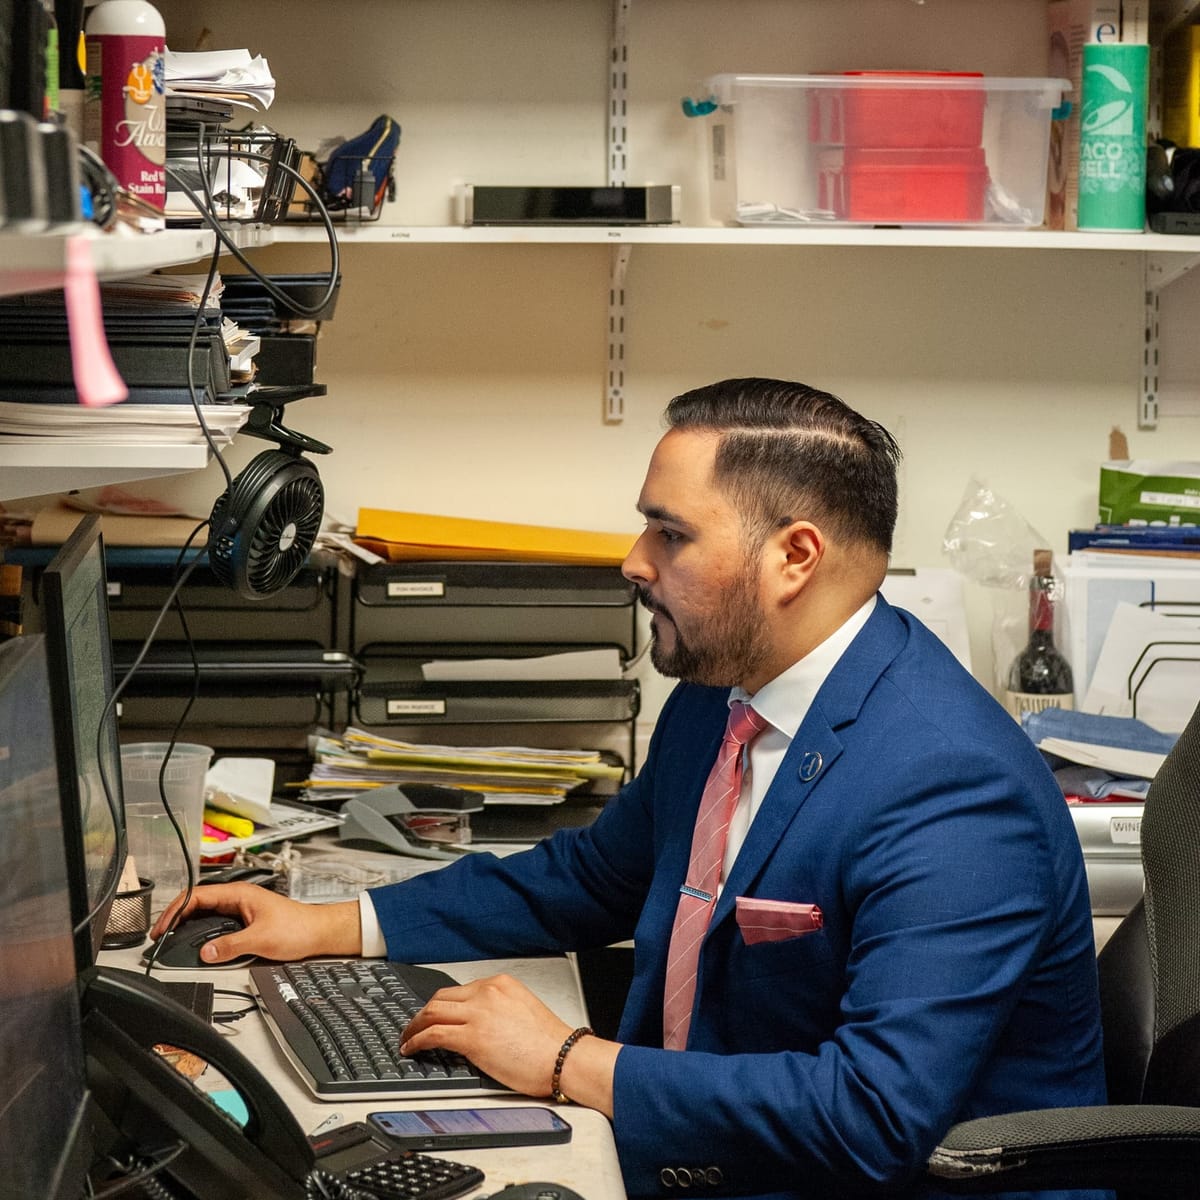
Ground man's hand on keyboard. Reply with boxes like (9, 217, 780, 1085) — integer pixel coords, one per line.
(398, 971, 617, 1115)
(149, 882, 363, 964)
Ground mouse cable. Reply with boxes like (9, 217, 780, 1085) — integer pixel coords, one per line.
(212, 987, 259, 1024)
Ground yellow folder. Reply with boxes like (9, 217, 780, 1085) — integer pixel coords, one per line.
(355, 508, 637, 566)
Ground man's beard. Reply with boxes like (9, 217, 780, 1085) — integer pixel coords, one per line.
(637, 568, 772, 687)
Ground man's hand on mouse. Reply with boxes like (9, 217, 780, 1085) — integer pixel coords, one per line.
(150, 883, 363, 965)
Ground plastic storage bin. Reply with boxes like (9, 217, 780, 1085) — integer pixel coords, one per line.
(698, 73, 1069, 228)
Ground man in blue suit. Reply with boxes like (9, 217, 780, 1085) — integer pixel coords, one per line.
(164, 379, 1108, 1199)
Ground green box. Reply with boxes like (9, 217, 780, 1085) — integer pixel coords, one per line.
(1099, 461, 1200, 523)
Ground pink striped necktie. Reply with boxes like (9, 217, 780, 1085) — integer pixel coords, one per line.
(662, 699, 768, 1050)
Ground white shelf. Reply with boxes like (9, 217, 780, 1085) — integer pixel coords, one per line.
(271, 223, 1200, 252)
(0, 223, 273, 501)
(0, 223, 274, 299)
(0, 440, 213, 503)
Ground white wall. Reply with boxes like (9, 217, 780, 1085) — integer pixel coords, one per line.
(136, 0, 1200, 745)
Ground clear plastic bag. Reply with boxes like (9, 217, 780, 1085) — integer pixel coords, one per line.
(942, 477, 1070, 694)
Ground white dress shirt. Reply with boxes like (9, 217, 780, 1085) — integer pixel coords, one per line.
(721, 595, 875, 886)
(358, 596, 877, 954)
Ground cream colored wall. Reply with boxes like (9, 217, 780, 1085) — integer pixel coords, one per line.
(141, 0, 1200, 744)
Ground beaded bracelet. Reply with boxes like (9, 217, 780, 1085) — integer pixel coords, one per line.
(550, 1025, 594, 1104)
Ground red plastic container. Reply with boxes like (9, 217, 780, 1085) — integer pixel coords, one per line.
(839, 71, 986, 149)
(835, 147, 989, 223)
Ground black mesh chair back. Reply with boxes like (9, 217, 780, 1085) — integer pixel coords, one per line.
(927, 701, 1200, 1198)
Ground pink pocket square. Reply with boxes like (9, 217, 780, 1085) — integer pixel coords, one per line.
(735, 897, 823, 945)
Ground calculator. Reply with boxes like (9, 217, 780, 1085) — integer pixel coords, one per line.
(309, 1120, 485, 1200)
(339, 1151, 485, 1200)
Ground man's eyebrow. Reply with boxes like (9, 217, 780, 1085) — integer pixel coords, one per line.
(637, 502, 691, 527)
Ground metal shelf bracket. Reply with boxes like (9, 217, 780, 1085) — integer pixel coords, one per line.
(1142, 250, 1200, 429)
(605, 0, 631, 424)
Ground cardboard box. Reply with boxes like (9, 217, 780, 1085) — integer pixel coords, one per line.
(1098, 459, 1200, 524)
(1046, 0, 1123, 229)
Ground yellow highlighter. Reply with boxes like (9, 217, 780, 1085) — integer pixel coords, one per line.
(203, 807, 255, 839)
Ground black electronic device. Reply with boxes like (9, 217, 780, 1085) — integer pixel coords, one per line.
(487, 1185, 588, 1200)
(146, 911, 257, 970)
(41, 512, 127, 971)
(309, 1119, 485, 1200)
(82, 965, 316, 1199)
(487, 1180, 590, 1200)
(0, 635, 95, 1200)
(369, 1105, 572, 1150)
(462, 183, 680, 226)
(334, 1150, 485, 1200)
(249, 959, 507, 1100)
(206, 399, 331, 601)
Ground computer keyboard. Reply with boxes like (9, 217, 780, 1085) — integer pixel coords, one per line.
(249, 959, 507, 1100)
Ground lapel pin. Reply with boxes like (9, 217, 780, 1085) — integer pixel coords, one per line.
(798, 750, 823, 782)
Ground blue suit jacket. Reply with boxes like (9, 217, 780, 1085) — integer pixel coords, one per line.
(369, 598, 1109, 1200)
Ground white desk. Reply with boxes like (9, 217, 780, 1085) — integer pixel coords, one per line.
(99, 943, 627, 1200)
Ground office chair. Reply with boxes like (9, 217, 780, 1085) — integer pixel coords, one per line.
(925, 699, 1200, 1198)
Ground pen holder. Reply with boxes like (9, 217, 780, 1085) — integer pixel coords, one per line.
(100, 876, 155, 949)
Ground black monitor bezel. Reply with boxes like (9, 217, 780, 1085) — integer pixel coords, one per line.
(0, 634, 96, 1200)
(41, 513, 127, 972)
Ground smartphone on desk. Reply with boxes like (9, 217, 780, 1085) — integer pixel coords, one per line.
(368, 1105, 572, 1150)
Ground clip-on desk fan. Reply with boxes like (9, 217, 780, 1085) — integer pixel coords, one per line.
(208, 393, 332, 600)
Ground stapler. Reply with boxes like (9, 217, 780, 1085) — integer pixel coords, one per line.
(338, 784, 480, 860)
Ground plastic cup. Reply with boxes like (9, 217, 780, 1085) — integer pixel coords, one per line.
(120, 743, 213, 914)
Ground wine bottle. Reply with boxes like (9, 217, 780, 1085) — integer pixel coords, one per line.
(1004, 548, 1074, 720)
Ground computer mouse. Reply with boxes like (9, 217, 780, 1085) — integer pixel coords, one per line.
(486, 1185, 587, 1200)
(146, 912, 256, 970)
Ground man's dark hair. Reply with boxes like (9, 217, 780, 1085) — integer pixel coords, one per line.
(665, 378, 901, 554)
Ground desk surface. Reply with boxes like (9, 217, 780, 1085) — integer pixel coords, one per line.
(100, 942, 626, 1200)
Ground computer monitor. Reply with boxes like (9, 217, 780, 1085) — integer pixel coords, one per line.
(0, 635, 94, 1199)
(41, 513, 127, 970)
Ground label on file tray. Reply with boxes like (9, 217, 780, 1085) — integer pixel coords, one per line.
(1110, 816, 1142, 845)
(387, 581, 446, 598)
(387, 698, 447, 716)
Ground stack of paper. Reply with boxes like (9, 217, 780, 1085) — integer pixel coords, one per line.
(355, 508, 637, 566)
(164, 48, 276, 111)
(0, 400, 248, 445)
(296, 727, 625, 806)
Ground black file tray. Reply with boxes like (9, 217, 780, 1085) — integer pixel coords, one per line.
(353, 677, 640, 726)
(113, 646, 361, 733)
(113, 645, 360, 696)
(352, 561, 638, 656)
(104, 551, 337, 647)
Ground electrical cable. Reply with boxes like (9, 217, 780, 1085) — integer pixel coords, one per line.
(77, 123, 341, 952)
(212, 987, 259, 1024)
(304, 1168, 375, 1200)
(167, 128, 340, 318)
(87, 1141, 189, 1199)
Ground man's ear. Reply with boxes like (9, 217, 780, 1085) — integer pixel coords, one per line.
(774, 521, 824, 602)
